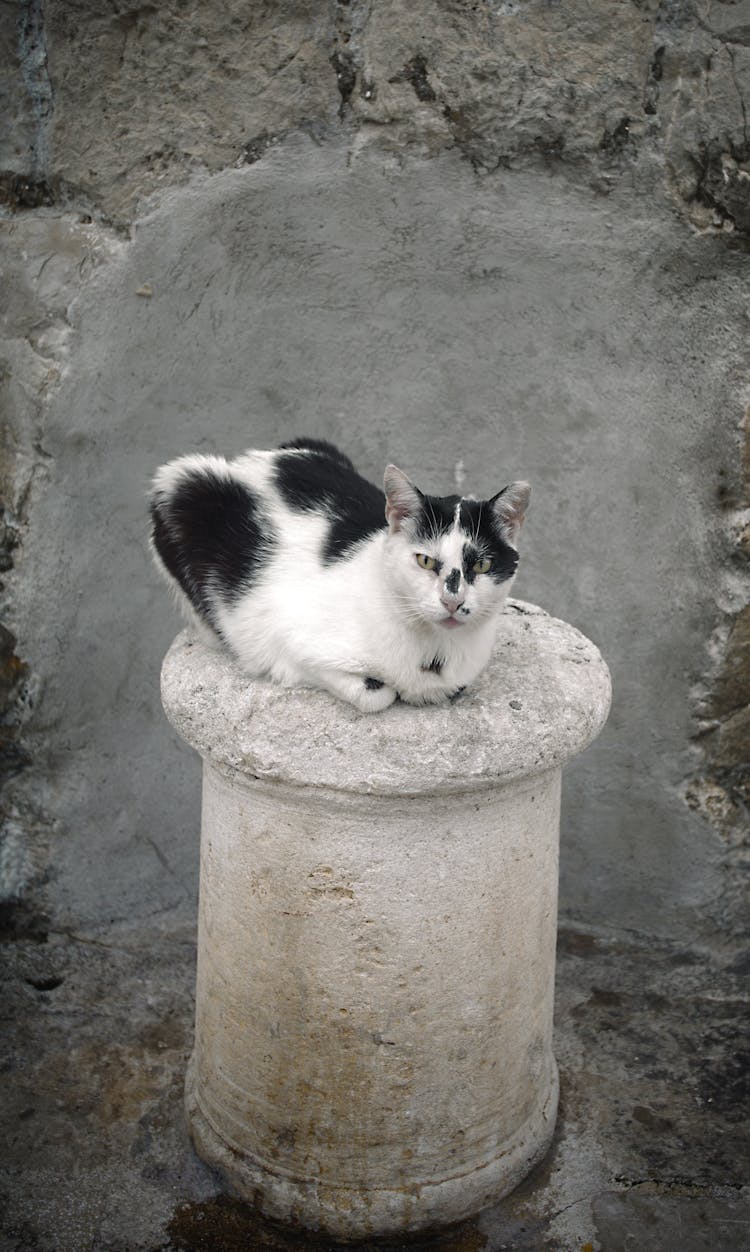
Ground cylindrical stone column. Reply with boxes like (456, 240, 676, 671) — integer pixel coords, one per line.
(161, 600, 611, 1241)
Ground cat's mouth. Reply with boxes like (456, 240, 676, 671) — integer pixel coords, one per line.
(439, 615, 464, 629)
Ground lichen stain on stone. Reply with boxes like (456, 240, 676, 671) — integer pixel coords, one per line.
(686, 388, 750, 939)
(690, 142, 750, 239)
(89, 1045, 173, 1126)
(241, 131, 279, 165)
(710, 623, 750, 738)
(389, 56, 437, 104)
(0, 625, 32, 780)
(599, 116, 633, 158)
(164, 1193, 489, 1251)
(0, 172, 57, 211)
(164, 1195, 279, 1252)
(139, 1012, 190, 1054)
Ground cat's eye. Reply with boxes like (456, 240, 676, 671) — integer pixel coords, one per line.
(472, 556, 492, 574)
(416, 553, 437, 571)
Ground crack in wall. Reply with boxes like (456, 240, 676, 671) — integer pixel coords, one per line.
(17, 0, 53, 179)
(330, 0, 372, 115)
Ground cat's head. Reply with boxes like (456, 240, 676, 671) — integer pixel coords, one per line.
(383, 465, 530, 631)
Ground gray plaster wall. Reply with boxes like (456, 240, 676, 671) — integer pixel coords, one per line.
(1, 2, 749, 952)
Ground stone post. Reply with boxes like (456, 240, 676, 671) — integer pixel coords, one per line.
(161, 601, 611, 1240)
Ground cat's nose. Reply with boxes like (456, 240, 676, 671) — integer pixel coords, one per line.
(440, 594, 465, 614)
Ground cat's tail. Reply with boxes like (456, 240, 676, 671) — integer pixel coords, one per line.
(149, 453, 267, 637)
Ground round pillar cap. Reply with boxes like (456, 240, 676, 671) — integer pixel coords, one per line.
(161, 600, 611, 796)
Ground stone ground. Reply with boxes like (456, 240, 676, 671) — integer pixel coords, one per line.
(1, 911, 748, 1252)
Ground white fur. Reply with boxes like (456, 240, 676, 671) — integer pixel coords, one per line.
(153, 450, 525, 714)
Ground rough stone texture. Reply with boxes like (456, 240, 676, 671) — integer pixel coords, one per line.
(0, 4, 36, 174)
(160, 606, 608, 1237)
(0, 211, 119, 910)
(160, 603, 611, 794)
(3, 138, 746, 946)
(686, 388, 750, 944)
(3, 0, 339, 222)
(1, 922, 747, 1249)
(656, 2, 750, 234)
(4, 1, 750, 238)
(340, 0, 659, 174)
(186, 767, 561, 1236)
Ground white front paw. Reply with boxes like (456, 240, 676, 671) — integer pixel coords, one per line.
(357, 677, 398, 713)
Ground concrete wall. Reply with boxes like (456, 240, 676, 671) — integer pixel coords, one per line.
(1, 1, 748, 948)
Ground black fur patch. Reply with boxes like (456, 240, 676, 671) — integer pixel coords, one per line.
(458, 500, 518, 584)
(275, 442, 386, 563)
(444, 567, 461, 595)
(364, 676, 384, 690)
(278, 438, 355, 470)
(421, 655, 444, 675)
(151, 468, 269, 628)
(413, 493, 461, 539)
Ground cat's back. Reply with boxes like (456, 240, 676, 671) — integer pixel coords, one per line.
(151, 439, 386, 594)
(237, 439, 386, 562)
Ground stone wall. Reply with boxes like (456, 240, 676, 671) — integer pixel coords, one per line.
(1, 0, 748, 947)
(4, 1, 750, 233)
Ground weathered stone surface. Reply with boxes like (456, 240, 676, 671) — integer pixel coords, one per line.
(710, 603, 750, 719)
(0, 623, 30, 783)
(8, 0, 661, 218)
(0, 212, 119, 910)
(161, 602, 611, 795)
(711, 702, 750, 770)
(657, 4, 750, 233)
(163, 603, 609, 1236)
(3, 0, 749, 239)
(186, 764, 562, 1235)
(3, 139, 745, 942)
(42, 1, 338, 221)
(1, 922, 748, 1249)
(0, 2, 39, 176)
(344, 0, 658, 172)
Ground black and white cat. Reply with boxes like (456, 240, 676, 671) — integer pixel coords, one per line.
(150, 439, 530, 713)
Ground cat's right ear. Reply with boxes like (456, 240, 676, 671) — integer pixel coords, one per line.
(490, 481, 531, 546)
(384, 465, 423, 533)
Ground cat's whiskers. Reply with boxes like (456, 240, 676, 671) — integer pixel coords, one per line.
(389, 592, 432, 627)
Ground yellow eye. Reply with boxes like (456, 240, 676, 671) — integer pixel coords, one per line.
(473, 556, 492, 574)
(416, 553, 437, 571)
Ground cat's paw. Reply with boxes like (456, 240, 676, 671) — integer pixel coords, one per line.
(357, 676, 397, 713)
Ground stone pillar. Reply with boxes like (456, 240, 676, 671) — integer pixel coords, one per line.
(161, 601, 611, 1240)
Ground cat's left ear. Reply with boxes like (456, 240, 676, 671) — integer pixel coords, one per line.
(384, 465, 423, 533)
(490, 482, 531, 546)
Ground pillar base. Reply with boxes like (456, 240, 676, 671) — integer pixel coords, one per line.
(185, 1054, 559, 1240)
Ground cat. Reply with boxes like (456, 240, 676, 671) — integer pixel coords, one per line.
(150, 438, 530, 713)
